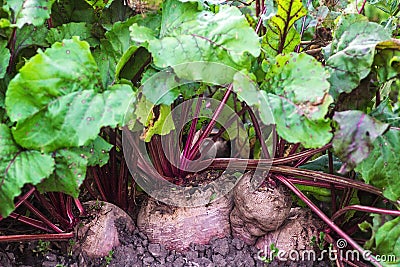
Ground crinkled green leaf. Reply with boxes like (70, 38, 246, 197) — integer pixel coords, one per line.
(106, 18, 140, 56)
(10, 84, 133, 152)
(0, 124, 55, 217)
(261, 53, 333, 148)
(333, 110, 389, 173)
(130, 23, 157, 46)
(6, 37, 102, 123)
(36, 149, 87, 197)
(82, 136, 113, 167)
(0, 40, 10, 78)
(15, 24, 49, 54)
(93, 39, 119, 88)
(355, 129, 400, 201)
(130, 0, 260, 72)
(326, 14, 391, 98)
(375, 216, 400, 261)
(6, 38, 134, 151)
(262, 0, 307, 57)
(141, 68, 183, 105)
(159, 0, 200, 37)
(46, 22, 99, 47)
(6, 0, 55, 28)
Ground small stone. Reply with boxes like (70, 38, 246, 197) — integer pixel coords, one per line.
(212, 254, 227, 266)
(136, 245, 145, 255)
(211, 238, 229, 256)
(173, 257, 185, 267)
(138, 232, 148, 240)
(166, 254, 175, 263)
(232, 238, 245, 250)
(195, 257, 213, 267)
(44, 253, 57, 262)
(143, 256, 155, 265)
(185, 250, 198, 261)
(148, 243, 162, 257)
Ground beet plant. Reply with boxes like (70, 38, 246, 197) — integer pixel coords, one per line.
(0, 0, 399, 266)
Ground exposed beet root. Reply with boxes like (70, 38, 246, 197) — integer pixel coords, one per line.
(231, 172, 292, 244)
(75, 201, 135, 258)
(137, 194, 233, 251)
(256, 207, 325, 261)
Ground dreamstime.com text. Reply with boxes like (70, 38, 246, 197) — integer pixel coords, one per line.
(257, 239, 397, 263)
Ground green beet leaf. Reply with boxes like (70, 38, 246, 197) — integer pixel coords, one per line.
(374, 39, 400, 83)
(375, 216, 400, 261)
(82, 136, 113, 167)
(0, 124, 55, 217)
(261, 53, 333, 148)
(6, 0, 55, 28)
(130, 0, 260, 74)
(262, 0, 307, 57)
(10, 84, 133, 152)
(14, 24, 49, 57)
(6, 37, 101, 122)
(6, 38, 134, 152)
(93, 39, 120, 87)
(36, 148, 87, 197)
(46, 22, 100, 47)
(326, 14, 391, 98)
(333, 110, 389, 173)
(356, 129, 400, 202)
(0, 40, 10, 79)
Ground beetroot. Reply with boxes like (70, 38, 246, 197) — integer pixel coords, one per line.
(256, 207, 325, 260)
(75, 201, 135, 258)
(137, 194, 233, 251)
(230, 172, 292, 245)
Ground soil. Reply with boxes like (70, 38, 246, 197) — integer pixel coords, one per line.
(0, 216, 332, 267)
(0, 172, 332, 267)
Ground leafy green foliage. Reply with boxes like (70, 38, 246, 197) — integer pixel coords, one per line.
(375, 216, 400, 260)
(6, 38, 133, 152)
(6, 0, 55, 28)
(130, 0, 260, 73)
(261, 53, 333, 148)
(263, 0, 307, 57)
(374, 39, 400, 82)
(0, 40, 10, 78)
(0, 124, 54, 217)
(0, 0, 399, 259)
(36, 149, 87, 197)
(326, 14, 391, 98)
(355, 129, 400, 201)
(333, 110, 389, 173)
(46, 22, 100, 47)
(82, 137, 113, 167)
